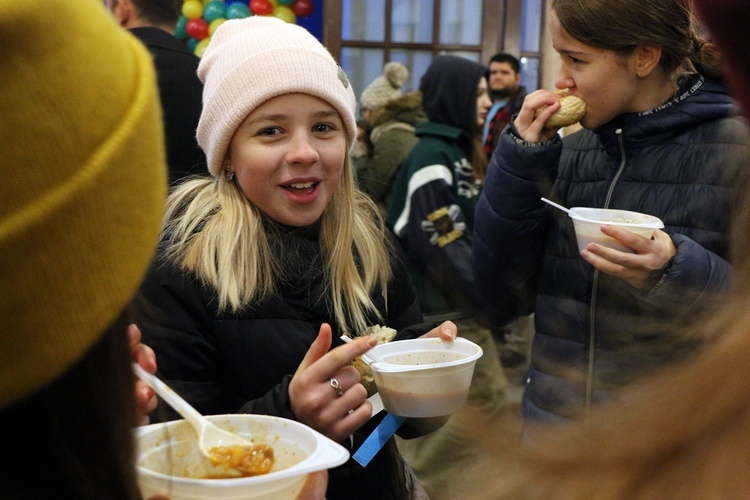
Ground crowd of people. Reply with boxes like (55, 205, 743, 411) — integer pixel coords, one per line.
(6, 0, 750, 498)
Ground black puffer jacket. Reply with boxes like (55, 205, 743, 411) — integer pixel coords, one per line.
(135, 222, 430, 499)
(473, 74, 750, 422)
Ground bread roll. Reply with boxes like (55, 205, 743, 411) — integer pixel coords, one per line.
(535, 91, 586, 129)
(350, 325, 397, 396)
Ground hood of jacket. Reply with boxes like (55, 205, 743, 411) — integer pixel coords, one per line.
(596, 74, 739, 155)
(370, 91, 426, 128)
(419, 55, 488, 136)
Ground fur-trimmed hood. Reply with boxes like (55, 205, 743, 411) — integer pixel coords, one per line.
(370, 91, 426, 128)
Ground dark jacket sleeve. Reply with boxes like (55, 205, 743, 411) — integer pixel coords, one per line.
(134, 254, 226, 421)
(640, 233, 733, 320)
(134, 254, 297, 422)
(384, 229, 429, 337)
(472, 127, 563, 319)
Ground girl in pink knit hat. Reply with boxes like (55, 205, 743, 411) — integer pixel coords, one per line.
(135, 15, 456, 499)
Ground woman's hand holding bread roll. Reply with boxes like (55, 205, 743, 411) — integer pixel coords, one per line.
(514, 89, 587, 142)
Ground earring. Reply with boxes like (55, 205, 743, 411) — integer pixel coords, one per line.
(225, 165, 234, 181)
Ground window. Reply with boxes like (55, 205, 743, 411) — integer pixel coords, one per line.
(518, 0, 544, 92)
(325, 0, 546, 113)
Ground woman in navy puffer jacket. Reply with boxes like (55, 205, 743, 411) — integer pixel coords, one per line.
(472, 0, 750, 422)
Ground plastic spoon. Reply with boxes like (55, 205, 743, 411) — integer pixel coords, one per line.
(541, 197, 570, 214)
(339, 335, 389, 365)
(132, 363, 252, 460)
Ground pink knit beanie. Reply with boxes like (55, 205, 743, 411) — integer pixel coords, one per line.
(196, 16, 357, 177)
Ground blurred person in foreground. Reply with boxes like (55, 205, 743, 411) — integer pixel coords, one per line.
(0, 3, 327, 498)
(0, 0, 166, 497)
(473, 0, 750, 424)
(461, 1, 750, 489)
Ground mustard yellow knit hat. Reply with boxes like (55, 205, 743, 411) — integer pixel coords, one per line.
(0, 0, 167, 408)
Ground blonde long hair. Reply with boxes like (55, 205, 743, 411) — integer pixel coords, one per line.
(161, 155, 392, 336)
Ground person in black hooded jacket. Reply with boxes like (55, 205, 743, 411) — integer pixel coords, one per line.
(385, 55, 510, 497)
(133, 15, 461, 500)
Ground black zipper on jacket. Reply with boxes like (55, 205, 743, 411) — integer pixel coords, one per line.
(585, 128, 627, 417)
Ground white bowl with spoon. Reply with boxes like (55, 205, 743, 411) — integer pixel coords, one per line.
(133, 365, 349, 499)
(542, 198, 664, 253)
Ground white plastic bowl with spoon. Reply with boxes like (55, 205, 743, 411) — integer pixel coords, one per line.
(132, 364, 256, 465)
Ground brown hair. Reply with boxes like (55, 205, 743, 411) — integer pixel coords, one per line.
(0, 309, 141, 499)
(552, 0, 723, 80)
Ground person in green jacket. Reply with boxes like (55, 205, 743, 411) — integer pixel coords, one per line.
(353, 62, 426, 210)
(386, 54, 510, 498)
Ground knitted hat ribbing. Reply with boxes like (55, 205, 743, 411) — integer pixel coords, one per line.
(360, 62, 409, 110)
(196, 16, 356, 177)
(0, 0, 167, 408)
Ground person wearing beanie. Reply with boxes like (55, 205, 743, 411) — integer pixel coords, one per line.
(360, 61, 409, 121)
(385, 54, 510, 498)
(353, 62, 426, 209)
(0, 0, 167, 497)
(134, 15, 456, 500)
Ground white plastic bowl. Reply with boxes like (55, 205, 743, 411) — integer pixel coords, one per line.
(367, 337, 483, 418)
(135, 414, 349, 500)
(569, 207, 664, 253)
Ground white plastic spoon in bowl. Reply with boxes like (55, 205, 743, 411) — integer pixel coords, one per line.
(132, 363, 252, 460)
(541, 197, 570, 214)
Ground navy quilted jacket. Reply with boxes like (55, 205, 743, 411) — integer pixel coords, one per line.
(472, 74, 750, 422)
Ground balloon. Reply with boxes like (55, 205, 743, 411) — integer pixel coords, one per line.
(249, 0, 273, 16)
(277, 0, 294, 5)
(208, 18, 227, 35)
(202, 0, 226, 22)
(226, 2, 251, 19)
(290, 0, 313, 17)
(181, 0, 204, 19)
(194, 37, 211, 58)
(185, 18, 210, 40)
(186, 37, 199, 51)
(272, 5, 296, 23)
(174, 15, 189, 40)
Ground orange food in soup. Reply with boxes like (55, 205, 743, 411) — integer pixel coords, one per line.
(208, 444, 275, 477)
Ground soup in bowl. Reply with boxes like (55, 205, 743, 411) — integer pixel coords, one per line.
(136, 414, 348, 499)
(569, 207, 664, 253)
(367, 337, 483, 418)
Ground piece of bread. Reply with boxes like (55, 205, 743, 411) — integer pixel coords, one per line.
(535, 91, 586, 129)
(350, 325, 397, 396)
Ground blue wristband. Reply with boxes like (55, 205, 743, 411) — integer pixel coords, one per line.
(352, 413, 407, 467)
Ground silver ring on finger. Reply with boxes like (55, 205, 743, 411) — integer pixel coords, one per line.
(330, 377, 344, 397)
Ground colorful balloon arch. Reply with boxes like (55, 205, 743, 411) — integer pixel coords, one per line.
(176, 0, 315, 57)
